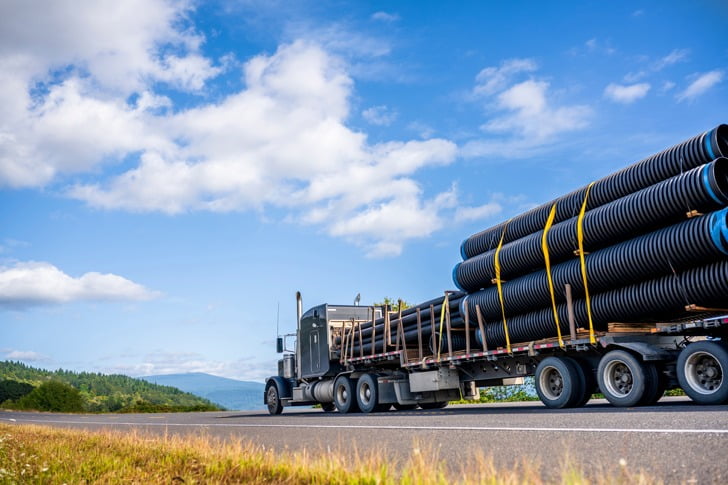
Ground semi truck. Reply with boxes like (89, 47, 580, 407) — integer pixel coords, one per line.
(264, 125, 728, 414)
(264, 291, 728, 414)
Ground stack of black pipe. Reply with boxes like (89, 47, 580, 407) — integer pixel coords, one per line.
(457, 124, 728, 348)
(345, 124, 728, 356)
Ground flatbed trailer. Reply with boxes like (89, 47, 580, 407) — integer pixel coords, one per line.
(264, 293, 728, 414)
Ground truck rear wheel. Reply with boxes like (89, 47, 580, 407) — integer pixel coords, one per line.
(597, 350, 649, 407)
(334, 375, 359, 413)
(356, 374, 381, 413)
(265, 382, 283, 415)
(535, 356, 584, 408)
(677, 341, 728, 405)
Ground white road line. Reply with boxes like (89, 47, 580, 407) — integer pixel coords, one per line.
(2, 418, 727, 434)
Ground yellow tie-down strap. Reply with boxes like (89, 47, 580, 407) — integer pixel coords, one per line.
(494, 221, 512, 353)
(437, 293, 449, 361)
(541, 203, 563, 347)
(577, 182, 596, 344)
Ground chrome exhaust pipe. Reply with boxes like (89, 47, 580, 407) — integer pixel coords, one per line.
(295, 291, 302, 380)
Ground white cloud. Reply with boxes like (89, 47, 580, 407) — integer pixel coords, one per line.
(653, 49, 689, 71)
(661, 81, 676, 93)
(371, 11, 400, 22)
(454, 202, 502, 223)
(676, 70, 724, 102)
(473, 58, 538, 96)
(4, 350, 49, 362)
(362, 105, 397, 126)
(481, 80, 591, 142)
(0, 0, 217, 95)
(0, 1, 461, 257)
(0, 261, 160, 308)
(464, 60, 591, 158)
(581, 38, 615, 56)
(604, 82, 651, 103)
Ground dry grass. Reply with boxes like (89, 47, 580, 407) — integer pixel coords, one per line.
(0, 423, 660, 484)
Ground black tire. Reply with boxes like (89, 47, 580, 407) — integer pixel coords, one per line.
(334, 375, 359, 413)
(321, 402, 336, 412)
(597, 350, 649, 407)
(419, 401, 448, 410)
(393, 403, 418, 411)
(677, 341, 728, 405)
(638, 362, 664, 406)
(534, 356, 584, 409)
(356, 374, 381, 414)
(574, 358, 598, 407)
(265, 382, 283, 415)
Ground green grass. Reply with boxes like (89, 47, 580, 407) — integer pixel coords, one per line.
(0, 423, 662, 484)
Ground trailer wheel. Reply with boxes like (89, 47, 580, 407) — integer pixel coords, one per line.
(334, 375, 359, 413)
(356, 374, 381, 413)
(265, 382, 283, 415)
(419, 401, 448, 409)
(321, 402, 336, 412)
(638, 363, 664, 406)
(573, 359, 597, 407)
(677, 341, 728, 405)
(534, 357, 583, 409)
(597, 350, 649, 407)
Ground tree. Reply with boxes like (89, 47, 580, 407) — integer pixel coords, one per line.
(0, 380, 35, 403)
(12, 381, 85, 412)
(373, 297, 410, 312)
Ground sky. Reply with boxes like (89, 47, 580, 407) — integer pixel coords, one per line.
(1, 0, 727, 382)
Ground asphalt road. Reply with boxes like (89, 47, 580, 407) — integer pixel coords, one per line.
(3, 397, 727, 484)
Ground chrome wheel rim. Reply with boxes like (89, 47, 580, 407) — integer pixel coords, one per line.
(685, 351, 723, 395)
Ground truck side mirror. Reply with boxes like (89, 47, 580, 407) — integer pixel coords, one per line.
(276, 337, 284, 353)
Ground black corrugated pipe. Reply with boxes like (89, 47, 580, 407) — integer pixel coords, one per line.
(429, 331, 471, 354)
(354, 321, 467, 355)
(460, 124, 728, 259)
(352, 310, 465, 350)
(454, 158, 728, 292)
(334, 294, 464, 345)
(475, 259, 728, 348)
(461, 209, 728, 321)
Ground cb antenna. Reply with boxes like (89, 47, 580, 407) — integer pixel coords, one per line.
(276, 301, 280, 337)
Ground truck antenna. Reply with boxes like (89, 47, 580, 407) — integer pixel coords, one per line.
(276, 301, 280, 337)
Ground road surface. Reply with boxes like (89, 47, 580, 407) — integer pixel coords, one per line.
(2, 397, 727, 483)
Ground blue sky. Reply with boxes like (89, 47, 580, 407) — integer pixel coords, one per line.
(1, 0, 727, 381)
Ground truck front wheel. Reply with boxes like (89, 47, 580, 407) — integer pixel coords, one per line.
(265, 382, 283, 415)
(334, 375, 360, 413)
(677, 341, 728, 405)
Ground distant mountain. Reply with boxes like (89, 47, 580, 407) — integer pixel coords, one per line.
(141, 372, 265, 411)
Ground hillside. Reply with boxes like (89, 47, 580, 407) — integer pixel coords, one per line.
(142, 373, 265, 411)
(0, 361, 220, 413)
